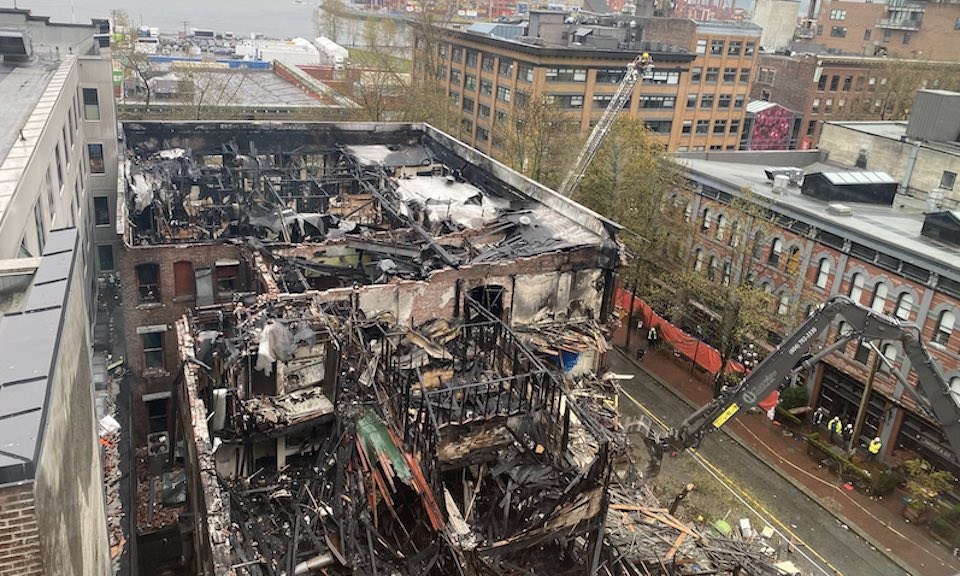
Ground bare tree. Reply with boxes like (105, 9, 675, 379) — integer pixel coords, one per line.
(112, 10, 156, 116)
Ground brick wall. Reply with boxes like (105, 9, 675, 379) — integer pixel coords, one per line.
(0, 484, 41, 576)
(119, 242, 257, 446)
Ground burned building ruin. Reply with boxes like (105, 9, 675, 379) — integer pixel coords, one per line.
(115, 122, 792, 576)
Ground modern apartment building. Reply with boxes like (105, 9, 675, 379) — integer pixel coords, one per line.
(426, 11, 761, 153)
(0, 8, 119, 576)
(805, 0, 960, 58)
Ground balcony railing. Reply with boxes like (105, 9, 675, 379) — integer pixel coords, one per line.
(876, 17, 922, 30)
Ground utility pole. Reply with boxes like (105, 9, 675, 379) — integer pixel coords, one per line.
(181, 20, 190, 39)
(851, 341, 882, 457)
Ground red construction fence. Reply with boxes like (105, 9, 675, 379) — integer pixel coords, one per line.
(615, 287, 745, 376)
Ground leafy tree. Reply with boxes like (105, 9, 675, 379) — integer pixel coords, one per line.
(492, 91, 580, 190)
(836, 59, 960, 121)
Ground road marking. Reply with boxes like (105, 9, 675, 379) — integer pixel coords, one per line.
(620, 387, 842, 576)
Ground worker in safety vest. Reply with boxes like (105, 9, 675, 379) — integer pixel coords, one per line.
(827, 415, 842, 443)
(867, 437, 882, 462)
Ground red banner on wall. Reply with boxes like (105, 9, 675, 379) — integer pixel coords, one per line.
(616, 288, 744, 375)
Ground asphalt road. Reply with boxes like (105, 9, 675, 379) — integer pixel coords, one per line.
(606, 350, 908, 576)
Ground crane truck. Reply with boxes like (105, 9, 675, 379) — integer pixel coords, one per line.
(638, 295, 960, 478)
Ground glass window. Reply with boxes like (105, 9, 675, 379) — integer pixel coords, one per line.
(544, 67, 587, 82)
(940, 171, 957, 190)
(710, 40, 724, 55)
(701, 208, 712, 231)
(768, 238, 783, 266)
(713, 119, 727, 134)
(136, 263, 161, 302)
(879, 343, 897, 372)
(739, 68, 751, 84)
(895, 293, 914, 320)
(462, 97, 474, 113)
(686, 94, 698, 109)
(696, 39, 707, 54)
(97, 245, 114, 271)
(718, 94, 732, 109)
(734, 95, 745, 109)
(94, 196, 110, 226)
(728, 40, 742, 55)
(723, 67, 736, 83)
(481, 54, 495, 71)
(786, 246, 802, 273)
(476, 126, 489, 141)
(777, 292, 790, 315)
(848, 273, 865, 303)
(715, 215, 727, 241)
(450, 70, 461, 84)
(705, 67, 719, 82)
(479, 79, 492, 95)
(935, 310, 956, 345)
(518, 62, 534, 82)
(729, 119, 741, 134)
(478, 103, 490, 119)
(142, 332, 165, 369)
(465, 50, 478, 67)
(871, 283, 888, 313)
(82, 88, 100, 120)
(216, 263, 239, 294)
(816, 258, 831, 288)
(691, 67, 702, 82)
(694, 249, 704, 271)
(696, 120, 709, 134)
(465, 75, 476, 90)
(700, 94, 715, 110)
(496, 86, 511, 102)
(498, 59, 513, 77)
(88, 143, 105, 174)
(452, 46, 462, 62)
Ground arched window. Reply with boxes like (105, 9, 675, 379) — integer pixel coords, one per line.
(777, 292, 790, 315)
(684, 202, 693, 223)
(761, 281, 773, 294)
(785, 246, 802, 274)
(871, 283, 888, 313)
(768, 238, 783, 266)
(722, 261, 732, 286)
(935, 310, 956, 346)
(895, 293, 914, 320)
(694, 249, 704, 272)
(848, 273, 865, 303)
(836, 321, 853, 342)
(730, 221, 742, 248)
(715, 214, 727, 242)
(708, 256, 719, 280)
(951, 377, 960, 405)
(879, 343, 897, 372)
(701, 208, 712, 231)
(815, 258, 831, 289)
(136, 263, 161, 303)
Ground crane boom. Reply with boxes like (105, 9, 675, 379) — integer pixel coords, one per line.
(556, 53, 652, 198)
(639, 295, 960, 478)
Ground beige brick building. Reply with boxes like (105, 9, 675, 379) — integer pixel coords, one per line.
(423, 12, 761, 153)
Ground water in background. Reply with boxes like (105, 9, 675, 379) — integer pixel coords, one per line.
(11, 0, 324, 39)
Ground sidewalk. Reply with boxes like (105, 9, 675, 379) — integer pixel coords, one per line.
(614, 327, 960, 576)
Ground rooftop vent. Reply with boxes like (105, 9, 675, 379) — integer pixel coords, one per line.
(0, 28, 33, 62)
(764, 167, 804, 186)
(826, 203, 853, 216)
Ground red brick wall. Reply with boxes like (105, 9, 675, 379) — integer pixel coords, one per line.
(0, 484, 41, 576)
(118, 242, 257, 445)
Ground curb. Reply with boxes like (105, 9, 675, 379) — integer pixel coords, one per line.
(613, 346, 919, 576)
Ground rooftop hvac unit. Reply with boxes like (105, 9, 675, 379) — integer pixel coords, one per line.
(826, 203, 853, 217)
(764, 167, 804, 186)
(0, 28, 33, 61)
(772, 174, 789, 193)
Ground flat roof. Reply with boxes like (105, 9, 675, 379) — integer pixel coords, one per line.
(0, 60, 58, 164)
(132, 69, 351, 109)
(679, 155, 960, 281)
(0, 228, 77, 484)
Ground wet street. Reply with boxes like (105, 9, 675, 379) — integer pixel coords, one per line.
(607, 350, 908, 576)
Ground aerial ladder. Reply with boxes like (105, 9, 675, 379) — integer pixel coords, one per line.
(636, 295, 960, 478)
(556, 52, 654, 198)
